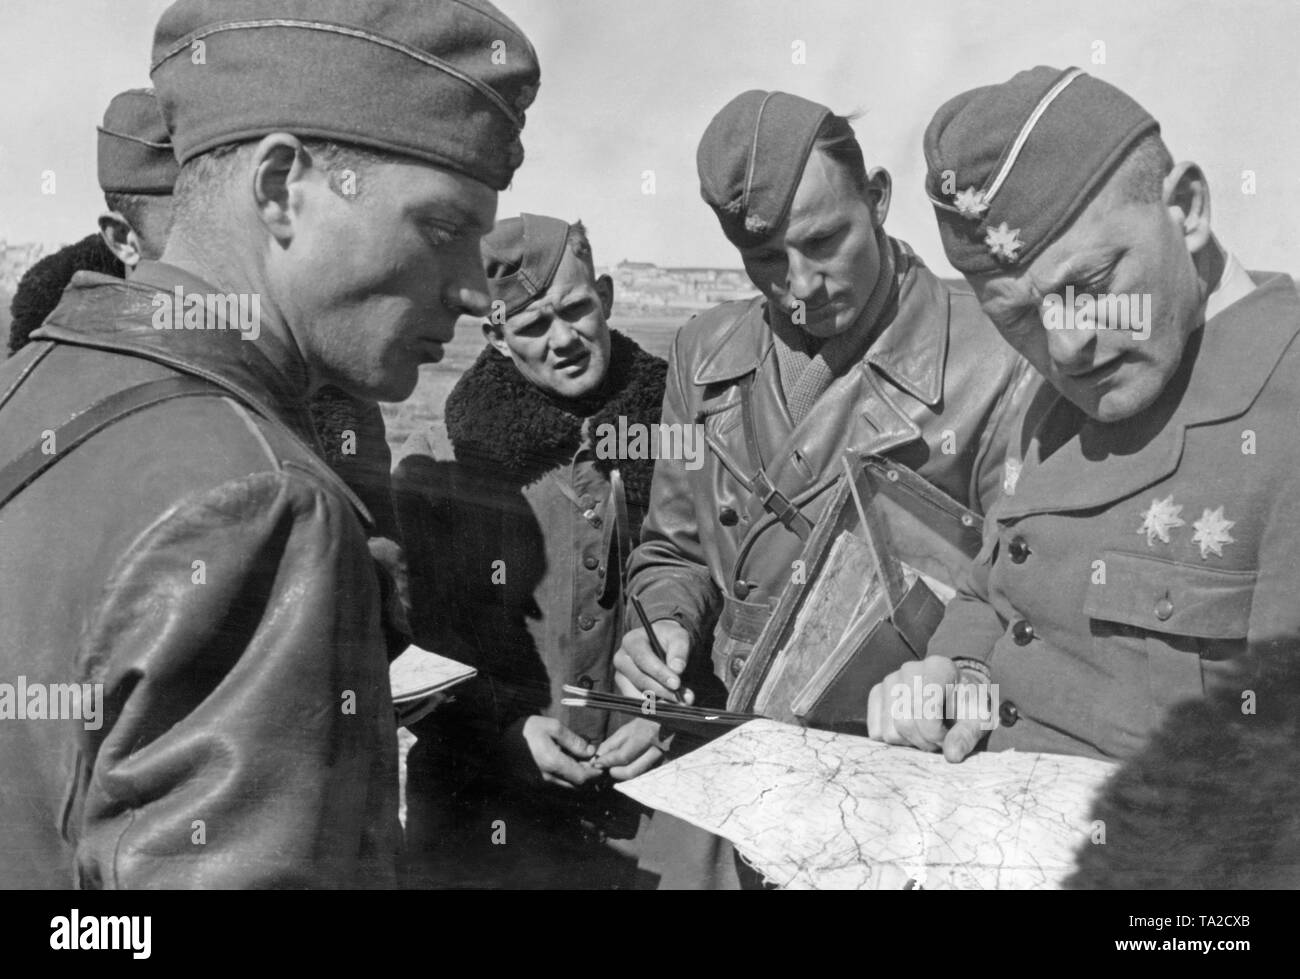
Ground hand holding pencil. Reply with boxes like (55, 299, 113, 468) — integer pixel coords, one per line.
(612, 598, 694, 706)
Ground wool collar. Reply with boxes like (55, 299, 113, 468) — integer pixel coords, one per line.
(444, 330, 667, 507)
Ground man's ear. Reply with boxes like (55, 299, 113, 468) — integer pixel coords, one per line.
(864, 167, 892, 227)
(595, 273, 614, 318)
(481, 316, 512, 358)
(250, 132, 312, 245)
(98, 212, 143, 270)
(1163, 161, 1212, 256)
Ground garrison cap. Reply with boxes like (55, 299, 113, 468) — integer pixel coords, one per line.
(697, 90, 832, 249)
(923, 66, 1159, 273)
(150, 0, 540, 191)
(481, 213, 573, 318)
(97, 88, 179, 195)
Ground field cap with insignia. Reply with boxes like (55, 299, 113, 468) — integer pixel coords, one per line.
(924, 66, 1159, 273)
(150, 0, 540, 191)
(481, 213, 572, 318)
(97, 88, 179, 195)
(697, 90, 833, 249)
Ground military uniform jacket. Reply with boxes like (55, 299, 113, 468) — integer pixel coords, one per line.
(627, 242, 1035, 695)
(0, 261, 401, 888)
(393, 335, 666, 753)
(928, 271, 1300, 761)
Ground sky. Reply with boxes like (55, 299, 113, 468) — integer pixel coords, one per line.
(1, 0, 1296, 276)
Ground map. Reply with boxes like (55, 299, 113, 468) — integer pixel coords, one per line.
(617, 719, 1118, 889)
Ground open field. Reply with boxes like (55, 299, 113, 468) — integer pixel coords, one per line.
(379, 314, 685, 461)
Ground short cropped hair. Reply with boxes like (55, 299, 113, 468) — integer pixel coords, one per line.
(1112, 131, 1174, 205)
(812, 114, 869, 196)
(103, 192, 161, 232)
(170, 137, 403, 227)
(565, 219, 594, 275)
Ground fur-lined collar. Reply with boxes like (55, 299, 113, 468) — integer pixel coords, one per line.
(8, 233, 124, 355)
(445, 330, 666, 507)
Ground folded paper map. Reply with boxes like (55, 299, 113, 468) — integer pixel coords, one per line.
(617, 719, 1118, 889)
(389, 644, 476, 728)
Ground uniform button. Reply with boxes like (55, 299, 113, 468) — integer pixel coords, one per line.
(733, 580, 753, 600)
(729, 655, 746, 678)
(583, 555, 599, 571)
(719, 506, 739, 526)
(577, 675, 594, 690)
(1008, 537, 1030, 563)
(1154, 598, 1174, 621)
(999, 700, 1020, 727)
(578, 615, 596, 631)
(1011, 620, 1035, 645)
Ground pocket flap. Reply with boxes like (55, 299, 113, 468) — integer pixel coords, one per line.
(1083, 550, 1255, 638)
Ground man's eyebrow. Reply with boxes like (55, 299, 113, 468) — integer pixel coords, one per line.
(556, 287, 595, 310)
(507, 306, 545, 329)
(414, 200, 490, 234)
(787, 218, 844, 242)
(1037, 250, 1120, 294)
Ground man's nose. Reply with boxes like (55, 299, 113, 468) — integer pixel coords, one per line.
(548, 315, 580, 349)
(786, 252, 820, 301)
(1045, 321, 1098, 371)
(441, 243, 491, 317)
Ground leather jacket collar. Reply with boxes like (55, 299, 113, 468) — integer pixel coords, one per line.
(33, 260, 319, 448)
(691, 237, 949, 407)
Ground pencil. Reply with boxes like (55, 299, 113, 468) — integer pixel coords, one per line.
(630, 594, 684, 704)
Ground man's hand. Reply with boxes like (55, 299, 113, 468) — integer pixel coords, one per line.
(613, 619, 694, 705)
(592, 718, 670, 781)
(519, 716, 601, 788)
(866, 655, 993, 763)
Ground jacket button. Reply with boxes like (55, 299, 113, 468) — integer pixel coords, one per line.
(999, 700, 1020, 727)
(1154, 598, 1174, 621)
(719, 506, 739, 526)
(733, 580, 753, 600)
(729, 655, 746, 678)
(578, 615, 596, 631)
(1011, 620, 1035, 645)
(583, 555, 599, 571)
(577, 675, 594, 690)
(1008, 537, 1030, 563)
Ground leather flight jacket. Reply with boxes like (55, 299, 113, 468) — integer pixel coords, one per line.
(627, 240, 1036, 695)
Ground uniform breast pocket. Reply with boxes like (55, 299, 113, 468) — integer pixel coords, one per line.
(1083, 550, 1256, 710)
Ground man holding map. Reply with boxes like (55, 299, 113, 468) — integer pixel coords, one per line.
(614, 89, 1035, 887)
(869, 66, 1300, 765)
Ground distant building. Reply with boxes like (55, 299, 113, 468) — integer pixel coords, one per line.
(0, 240, 49, 295)
(603, 259, 758, 315)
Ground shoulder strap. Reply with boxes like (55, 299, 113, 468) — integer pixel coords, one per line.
(0, 374, 227, 511)
(716, 373, 814, 540)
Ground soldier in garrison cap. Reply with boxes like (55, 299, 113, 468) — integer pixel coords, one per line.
(8, 88, 177, 355)
(613, 90, 1036, 889)
(0, 0, 539, 888)
(8, 87, 403, 590)
(872, 69, 1300, 805)
(394, 215, 667, 888)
